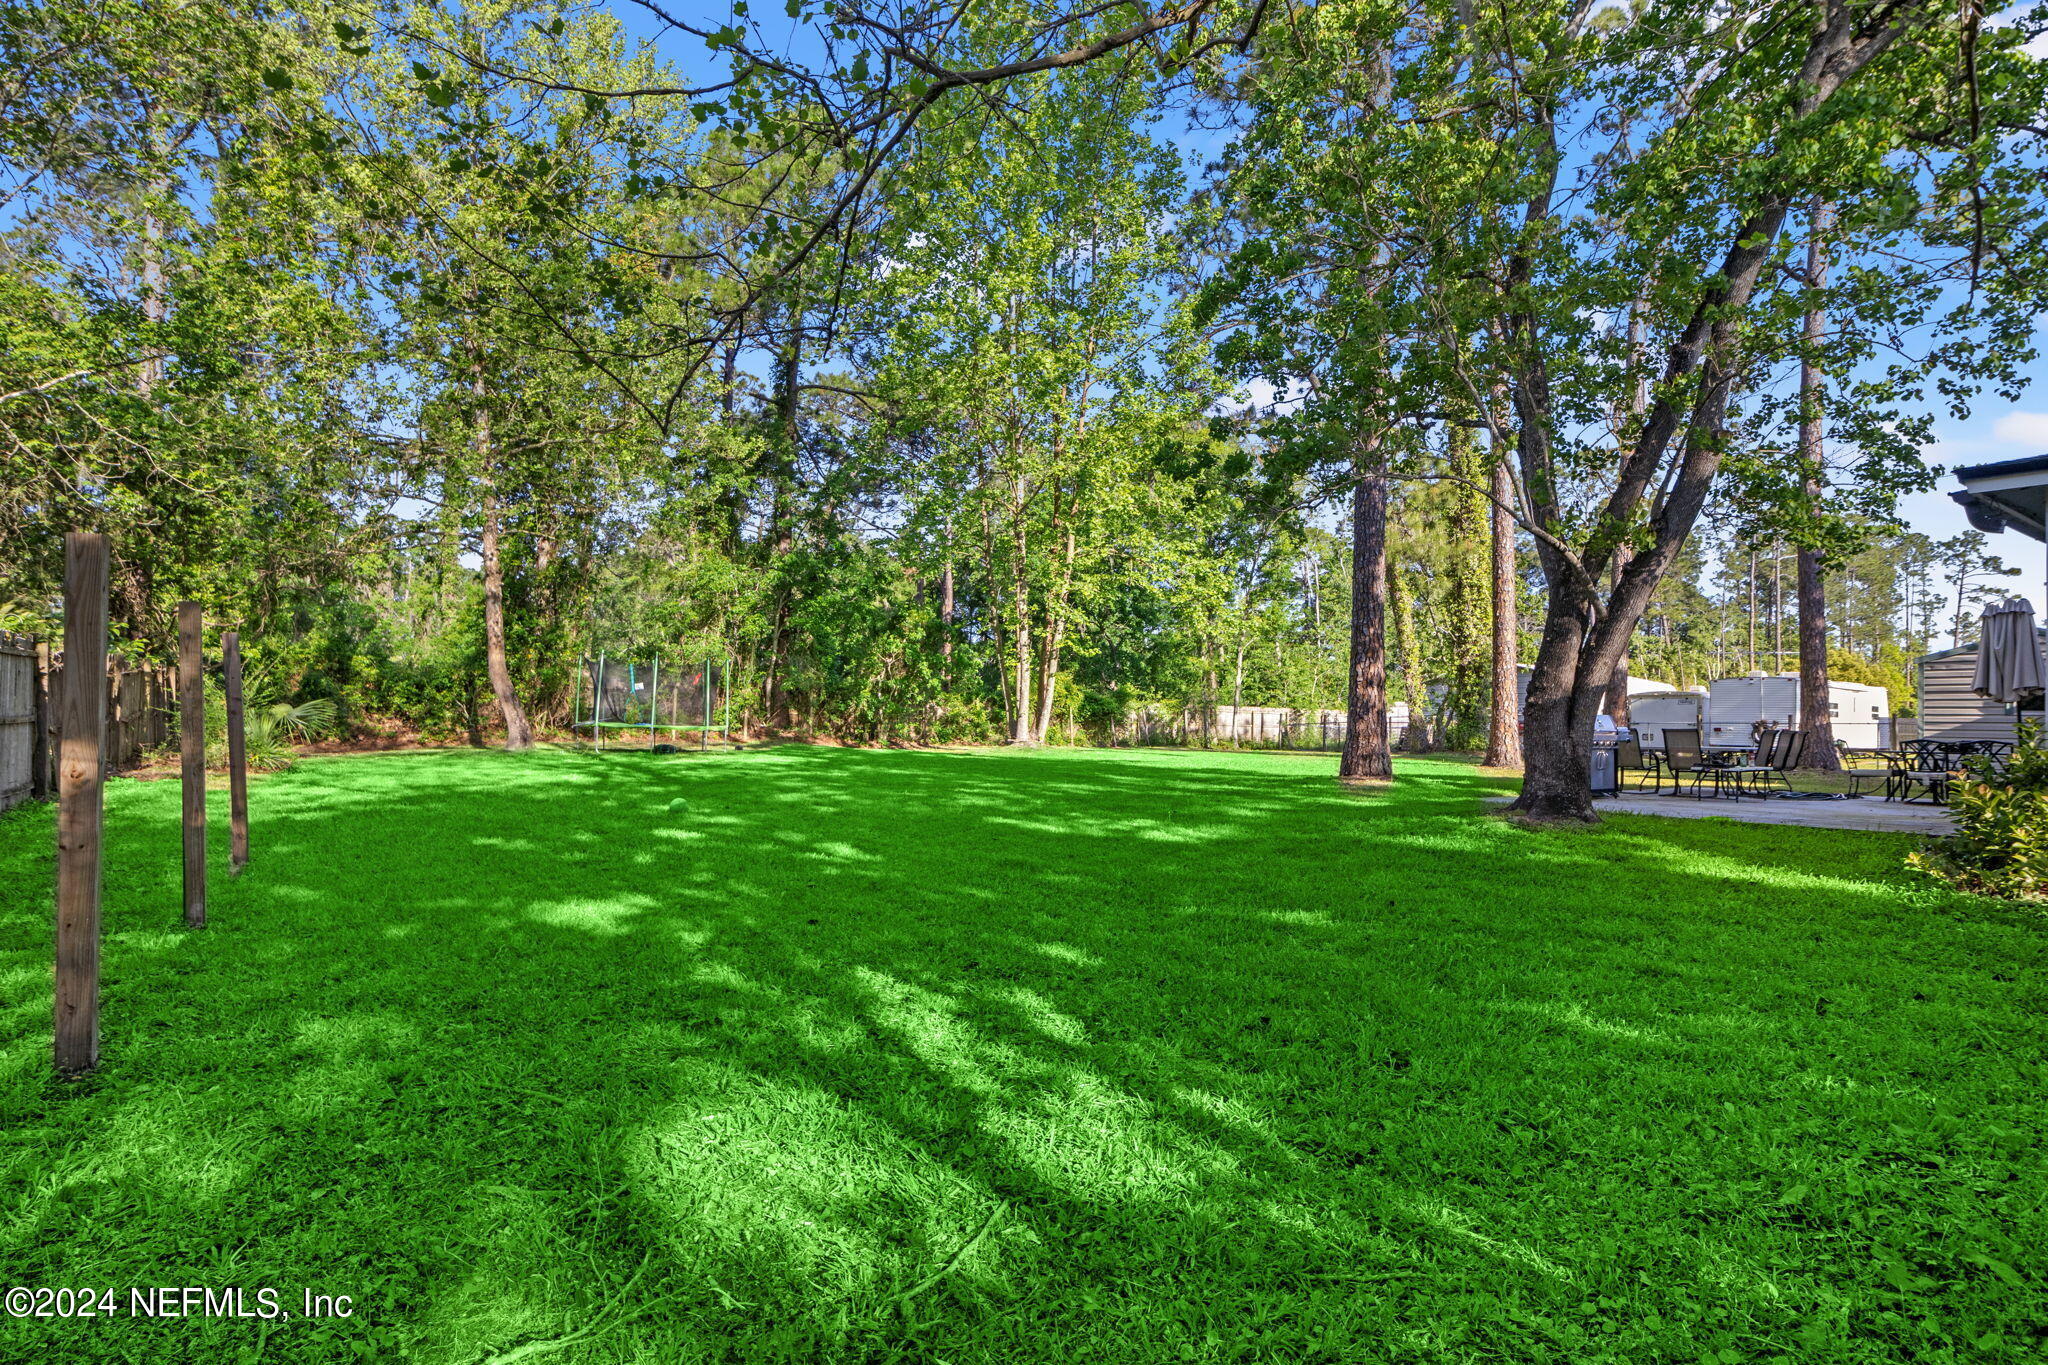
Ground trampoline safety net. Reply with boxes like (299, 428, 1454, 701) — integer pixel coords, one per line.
(577, 657, 729, 746)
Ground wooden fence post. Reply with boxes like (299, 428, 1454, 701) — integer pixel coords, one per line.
(223, 631, 248, 873)
(178, 602, 205, 927)
(55, 532, 109, 1075)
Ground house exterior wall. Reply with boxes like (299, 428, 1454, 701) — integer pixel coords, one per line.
(1915, 631, 2048, 745)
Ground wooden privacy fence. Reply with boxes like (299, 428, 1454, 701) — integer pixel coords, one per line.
(0, 632, 39, 811)
(0, 632, 173, 813)
(1117, 703, 1414, 751)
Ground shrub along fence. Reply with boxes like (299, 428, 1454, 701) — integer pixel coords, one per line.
(0, 630, 172, 813)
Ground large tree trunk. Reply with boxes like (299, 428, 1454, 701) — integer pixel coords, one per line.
(1339, 443, 1393, 783)
(1483, 448, 1523, 769)
(1513, 199, 1798, 817)
(1797, 198, 1841, 770)
(763, 336, 801, 729)
(1032, 626, 1062, 744)
(1032, 525, 1076, 743)
(1606, 545, 1633, 725)
(1508, 579, 1612, 821)
(478, 467, 533, 752)
(469, 354, 533, 752)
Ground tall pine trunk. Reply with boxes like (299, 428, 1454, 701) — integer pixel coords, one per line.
(1797, 198, 1841, 769)
(763, 336, 801, 728)
(1339, 441, 1393, 782)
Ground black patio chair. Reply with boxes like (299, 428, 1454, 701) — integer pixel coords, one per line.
(1719, 728, 1805, 796)
(1643, 726, 1713, 797)
(1974, 741, 2016, 769)
(1755, 729, 1807, 793)
(1612, 734, 1650, 792)
(1887, 740, 1958, 804)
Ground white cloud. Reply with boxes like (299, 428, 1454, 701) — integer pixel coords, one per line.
(1244, 377, 1308, 413)
(1991, 411, 2048, 448)
(1209, 376, 1309, 418)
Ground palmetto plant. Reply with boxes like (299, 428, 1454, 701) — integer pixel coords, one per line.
(203, 667, 337, 772)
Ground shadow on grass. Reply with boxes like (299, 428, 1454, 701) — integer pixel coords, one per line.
(0, 745, 2042, 1365)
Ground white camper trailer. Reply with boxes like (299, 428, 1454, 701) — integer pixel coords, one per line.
(1705, 674, 1892, 751)
(1821, 681, 1895, 749)
(1512, 667, 1675, 719)
(1628, 691, 1708, 751)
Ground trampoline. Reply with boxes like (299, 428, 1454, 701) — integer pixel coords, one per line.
(574, 656, 731, 751)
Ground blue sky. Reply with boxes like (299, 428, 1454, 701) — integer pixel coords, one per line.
(1905, 0, 2048, 598)
(1915, 410, 2048, 607)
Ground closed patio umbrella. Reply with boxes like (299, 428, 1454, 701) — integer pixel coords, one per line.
(1972, 598, 2045, 704)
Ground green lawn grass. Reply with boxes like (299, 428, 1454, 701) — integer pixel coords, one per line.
(1, 745, 2042, 1364)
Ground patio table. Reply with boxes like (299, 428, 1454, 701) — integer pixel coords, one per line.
(1642, 746, 1757, 798)
(1695, 748, 1763, 798)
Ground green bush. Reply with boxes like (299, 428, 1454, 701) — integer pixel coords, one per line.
(149, 669, 341, 775)
(1908, 726, 2048, 899)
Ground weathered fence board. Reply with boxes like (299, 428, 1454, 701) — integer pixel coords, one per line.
(0, 631, 35, 810)
(0, 636, 173, 812)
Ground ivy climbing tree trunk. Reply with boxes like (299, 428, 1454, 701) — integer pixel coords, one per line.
(1441, 422, 1491, 747)
(1484, 447, 1523, 770)
(1390, 558, 1431, 752)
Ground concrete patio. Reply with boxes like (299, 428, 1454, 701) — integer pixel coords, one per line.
(1544, 791, 1956, 834)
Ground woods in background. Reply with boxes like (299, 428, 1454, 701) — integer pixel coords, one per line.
(2, 0, 2043, 817)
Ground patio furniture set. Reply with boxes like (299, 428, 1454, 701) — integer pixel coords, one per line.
(1614, 729, 2012, 805)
